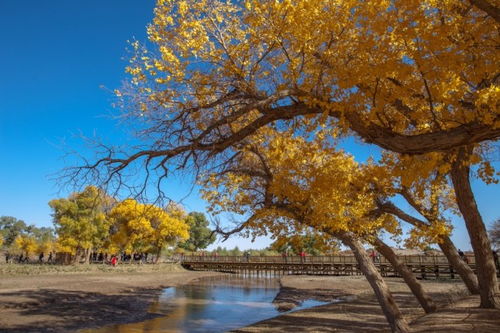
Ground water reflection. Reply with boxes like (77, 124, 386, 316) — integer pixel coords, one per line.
(86, 275, 327, 333)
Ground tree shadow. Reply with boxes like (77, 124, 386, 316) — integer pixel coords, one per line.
(232, 298, 390, 332)
(0, 287, 164, 333)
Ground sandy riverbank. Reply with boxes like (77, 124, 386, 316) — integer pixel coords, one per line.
(0, 264, 222, 332)
(2, 267, 499, 332)
(234, 275, 500, 332)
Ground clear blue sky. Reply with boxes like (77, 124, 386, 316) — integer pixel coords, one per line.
(0, 1, 497, 251)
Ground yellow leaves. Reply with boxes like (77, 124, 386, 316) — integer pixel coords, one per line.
(122, 0, 499, 145)
(109, 199, 189, 253)
(178, 1, 188, 16)
(125, 66, 142, 76)
(477, 161, 499, 185)
(476, 85, 500, 121)
(406, 220, 452, 250)
(13, 235, 38, 255)
(159, 46, 179, 65)
(49, 186, 112, 254)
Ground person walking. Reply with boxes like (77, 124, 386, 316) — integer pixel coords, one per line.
(111, 255, 118, 267)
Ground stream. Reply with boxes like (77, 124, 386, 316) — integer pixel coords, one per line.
(85, 274, 329, 332)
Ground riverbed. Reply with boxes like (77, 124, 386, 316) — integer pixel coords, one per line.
(1, 266, 485, 332)
(84, 275, 329, 333)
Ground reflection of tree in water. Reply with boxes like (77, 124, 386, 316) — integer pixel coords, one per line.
(92, 275, 286, 332)
(183, 285, 214, 316)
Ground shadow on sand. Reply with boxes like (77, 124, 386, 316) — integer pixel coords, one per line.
(0, 287, 164, 333)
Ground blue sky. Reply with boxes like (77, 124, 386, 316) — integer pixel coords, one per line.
(0, 1, 497, 251)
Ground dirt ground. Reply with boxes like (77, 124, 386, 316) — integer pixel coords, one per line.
(1, 266, 499, 333)
(0, 264, 221, 333)
(233, 275, 500, 332)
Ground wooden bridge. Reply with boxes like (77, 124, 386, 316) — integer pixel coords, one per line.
(180, 255, 486, 279)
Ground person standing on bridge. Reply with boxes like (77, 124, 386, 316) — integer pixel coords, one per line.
(300, 251, 306, 263)
(458, 249, 469, 264)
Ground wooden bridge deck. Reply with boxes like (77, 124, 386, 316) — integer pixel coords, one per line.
(180, 255, 494, 279)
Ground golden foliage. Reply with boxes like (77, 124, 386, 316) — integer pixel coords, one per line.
(108, 199, 189, 254)
(13, 235, 38, 256)
(118, 0, 498, 156)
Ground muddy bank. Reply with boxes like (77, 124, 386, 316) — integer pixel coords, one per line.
(272, 275, 392, 312)
(0, 265, 222, 333)
(234, 275, 499, 332)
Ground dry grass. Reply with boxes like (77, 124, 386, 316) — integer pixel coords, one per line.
(0, 262, 185, 276)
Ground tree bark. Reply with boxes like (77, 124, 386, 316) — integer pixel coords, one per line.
(376, 201, 480, 294)
(372, 237, 437, 313)
(450, 147, 499, 308)
(84, 248, 92, 265)
(339, 232, 410, 333)
(439, 237, 479, 294)
(469, 0, 500, 24)
(155, 248, 161, 264)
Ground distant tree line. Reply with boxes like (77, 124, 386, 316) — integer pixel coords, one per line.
(0, 186, 215, 264)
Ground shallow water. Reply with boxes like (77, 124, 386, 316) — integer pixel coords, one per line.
(86, 274, 328, 333)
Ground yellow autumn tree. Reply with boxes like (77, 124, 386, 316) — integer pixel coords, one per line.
(361, 154, 480, 294)
(201, 130, 442, 330)
(49, 186, 112, 264)
(13, 235, 38, 258)
(71, 0, 499, 309)
(108, 199, 189, 261)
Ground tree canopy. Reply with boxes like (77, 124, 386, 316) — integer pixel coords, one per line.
(108, 198, 190, 257)
(77, 0, 499, 189)
(64, 0, 500, 320)
(178, 212, 215, 251)
(49, 186, 112, 259)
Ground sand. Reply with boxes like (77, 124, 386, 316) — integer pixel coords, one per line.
(1, 265, 499, 333)
(233, 275, 500, 332)
(0, 264, 221, 332)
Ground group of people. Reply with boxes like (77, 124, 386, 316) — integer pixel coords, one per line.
(4, 251, 54, 264)
(3, 251, 156, 266)
(88, 252, 152, 264)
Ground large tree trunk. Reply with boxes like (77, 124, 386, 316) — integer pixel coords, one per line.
(339, 232, 410, 333)
(377, 201, 480, 295)
(450, 147, 499, 308)
(84, 248, 92, 265)
(372, 237, 437, 313)
(155, 247, 161, 264)
(439, 236, 479, 294)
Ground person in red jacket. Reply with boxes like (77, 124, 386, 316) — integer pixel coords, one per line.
(111, 255, 118, 267)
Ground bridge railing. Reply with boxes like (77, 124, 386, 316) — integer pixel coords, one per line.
(180, 254, 475, 265)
